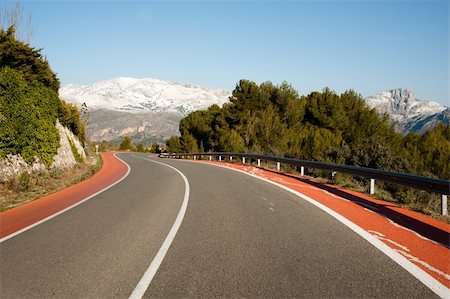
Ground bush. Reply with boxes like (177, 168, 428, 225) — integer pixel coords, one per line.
(136, 143, 146, 152)
(7, 171, 31, 192)
(0, 27, 60, 92)
(119, 136, 134, 151)
(0, 67, 60, 165)
(59, 100, 85, 144)
(18, 171, 30, 190)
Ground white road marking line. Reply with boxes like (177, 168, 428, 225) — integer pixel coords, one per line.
(375, 236, 411, 252)
(129, 156, 190, 299)
(368, 230, 385, 237)
(269, 202, 274, 206)
(269, 207, 275, 213)
(196, 161, 450, 299)
(386, 217, 443, 246)
(396, 249, 450, 281)
(369, 229, 448, 281)
(0, 153, 131, 244)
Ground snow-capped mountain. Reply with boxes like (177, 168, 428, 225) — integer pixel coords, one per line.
(59, 77, 231, 143)
(60, 77, 231, 115)
(365, 88, 448, 134)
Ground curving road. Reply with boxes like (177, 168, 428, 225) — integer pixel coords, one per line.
(0, 153, 439, 298)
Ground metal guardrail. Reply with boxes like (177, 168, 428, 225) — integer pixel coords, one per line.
(160, 152, 450, 215)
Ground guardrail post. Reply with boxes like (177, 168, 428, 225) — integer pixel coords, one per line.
(442, 195, 448, 216)
(277, 162, 280, 171)
(370, 179, 375, 195)
(219, 156, 222, 162)
(209, 156, 212, 161)
(243, 157, 246, 164)
(300, 166, 304, 176)
(230, 156, 233, 161)
(257, 159, 261, 167)
(194, 155, 196, 160)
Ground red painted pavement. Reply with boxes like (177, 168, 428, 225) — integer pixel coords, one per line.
(0, 152, 129, 239)
(199, 160, 450, 289)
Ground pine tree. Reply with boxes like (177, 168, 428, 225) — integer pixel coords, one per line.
(0, 26, 60, 92)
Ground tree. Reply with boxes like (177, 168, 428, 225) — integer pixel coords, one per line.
(181, 133, 199, 153)
(418, 123, 450, 179)
(218, 129, 245, 152)
(149, 142, 162, 153)
(136, 143, 146, 152)
(166, 136, 182, 153)
(169, 78, 448, 184)
(119, 136, 134, 151)
(0, 26, 60, 92)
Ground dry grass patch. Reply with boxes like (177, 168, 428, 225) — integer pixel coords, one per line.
(0, 157, 102, 212)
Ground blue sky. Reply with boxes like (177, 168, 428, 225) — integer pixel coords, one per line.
(4, 0, 449, 105)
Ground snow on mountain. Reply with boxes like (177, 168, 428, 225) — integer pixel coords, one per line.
(364, 88, 448, 134)
(60, 77, 231, 115)
(59, 77, 231, 143)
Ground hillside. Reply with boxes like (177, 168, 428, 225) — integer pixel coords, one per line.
(59, 77, 231, 143)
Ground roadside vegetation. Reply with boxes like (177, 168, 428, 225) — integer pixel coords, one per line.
(0, 17, 102, 212)
(119, 136, 162, 153)
(0, 147, 102, 212)
(166, 80, 449, 218)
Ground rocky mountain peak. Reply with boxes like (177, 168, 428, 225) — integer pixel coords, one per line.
(365, 88, 448, 134)
(388, 88, 415, 113)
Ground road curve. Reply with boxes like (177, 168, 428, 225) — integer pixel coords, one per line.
(0, 152, 129, 240)
(0, 153, 440, 298)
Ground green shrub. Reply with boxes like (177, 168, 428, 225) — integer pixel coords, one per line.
(59, 100, 85, 144)
(18, 171, 30, 190)
(119, 136, 134, 151)
(0, 67, 60, 165)
(0, 27, 60, 92)
(7, 171, 31, 192)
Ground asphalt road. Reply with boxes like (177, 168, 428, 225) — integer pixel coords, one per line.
(0, 153, 438, 298)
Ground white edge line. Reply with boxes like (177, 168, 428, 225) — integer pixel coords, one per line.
(128, 155, 190, 299)
(0, 153, 131, 244)
(180, 160, 450, 299)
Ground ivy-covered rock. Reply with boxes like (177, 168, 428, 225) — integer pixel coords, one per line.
(0, 67, 60, 165)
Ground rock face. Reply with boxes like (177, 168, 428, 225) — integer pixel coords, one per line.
(52, 120, 86, 169)
(0, 155, 46, 183)
(365, 88, 448, 134)
(86, 109, 181, 144)
(59, 77, 231, 143)
(0, 120, 85, 182)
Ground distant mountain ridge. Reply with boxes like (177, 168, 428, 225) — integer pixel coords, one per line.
(59, 77, 231, 143)
(60, 77, 231, 115)
(364, 88, 448, 134)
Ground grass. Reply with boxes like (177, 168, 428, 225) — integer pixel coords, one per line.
(0, 155, 103, 212)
